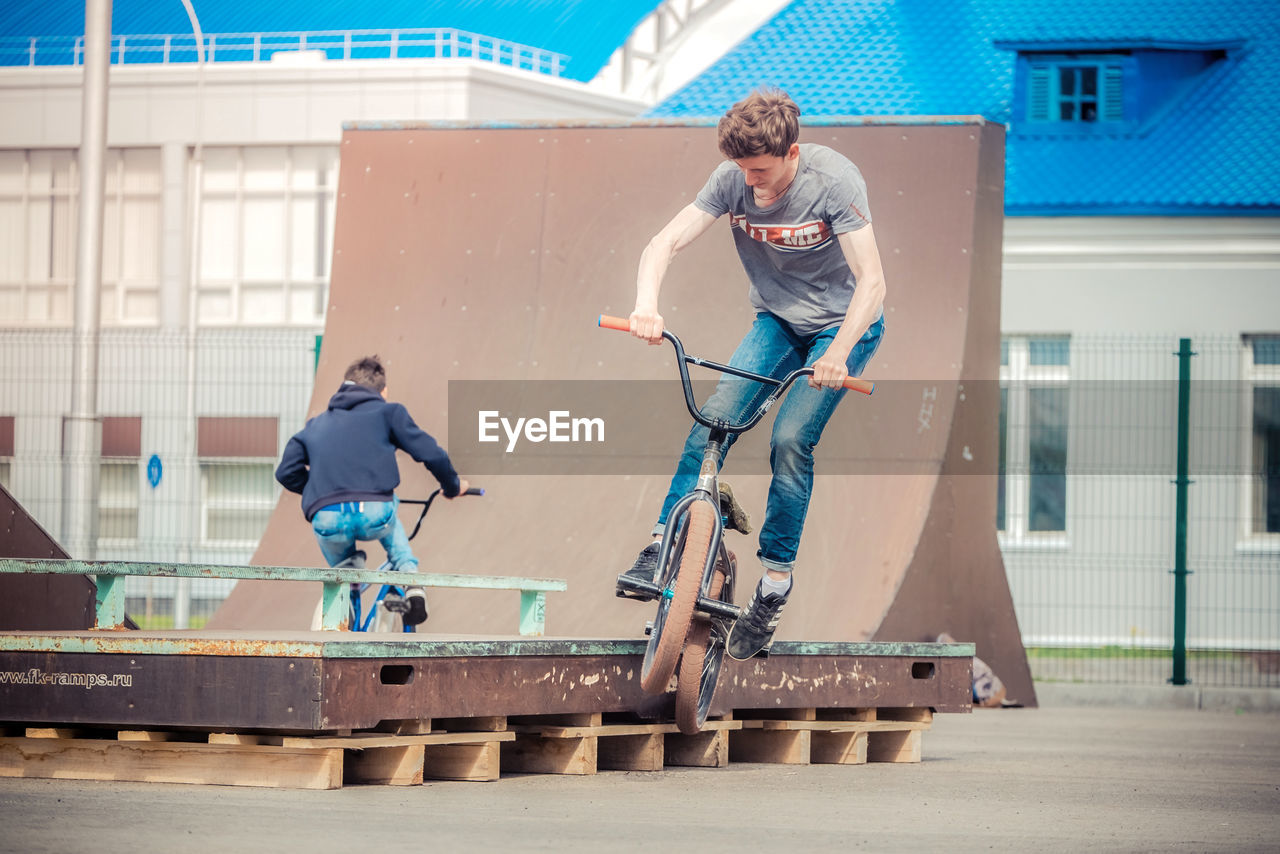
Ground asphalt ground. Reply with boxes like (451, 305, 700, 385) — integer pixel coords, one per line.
(2, 697, 1277, 854)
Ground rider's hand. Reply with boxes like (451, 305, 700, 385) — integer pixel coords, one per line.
(810, 349, 850, 389)
(630, 309, 665, 346)
(446, 478, 470, 498)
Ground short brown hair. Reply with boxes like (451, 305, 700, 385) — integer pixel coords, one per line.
(717, 89, 801, 159)
(344, 355, 386, 392)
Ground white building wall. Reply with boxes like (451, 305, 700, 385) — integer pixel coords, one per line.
(0, 59, 645, 618)
(1001, 216, 1280, 651)
(0, 60, 646, 148)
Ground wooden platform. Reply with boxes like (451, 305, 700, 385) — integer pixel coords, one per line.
(0, 707, 937, 789)
(0, 630, 971, 788)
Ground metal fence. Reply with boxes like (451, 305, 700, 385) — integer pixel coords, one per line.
(0, 28, 569, 75)
(1, 328, 1276, 684)
(1003, 334, 1280, 689)
(0, 327, 319, 628)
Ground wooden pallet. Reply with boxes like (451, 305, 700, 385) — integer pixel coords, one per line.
(0, 722, 513, 789)
(0, 707, 933, 789)
(503, 713, 743, 775)
(731, 707, 933, 765)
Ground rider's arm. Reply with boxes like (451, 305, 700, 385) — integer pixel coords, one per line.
(632, 203, 720, 344)
(274, 435, 310, 494)
(810, 225, 887, 389)
(385, 404, 463, 497)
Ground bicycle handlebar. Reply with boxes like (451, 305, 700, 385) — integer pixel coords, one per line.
(597, 314, 875, 396)
(400, 486, 483, 541)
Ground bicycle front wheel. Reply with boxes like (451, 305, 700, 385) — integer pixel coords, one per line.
(675, 549, 733, 735)
(640, 499, 716, 694)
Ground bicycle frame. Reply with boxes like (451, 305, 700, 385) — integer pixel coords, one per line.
(347, 488, 483, 633)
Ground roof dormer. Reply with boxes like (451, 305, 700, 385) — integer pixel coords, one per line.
(999, 41, 1240, 135)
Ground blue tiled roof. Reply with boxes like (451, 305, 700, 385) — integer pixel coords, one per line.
(648, 0, 1280, 215)
(0, 0, 660, 81)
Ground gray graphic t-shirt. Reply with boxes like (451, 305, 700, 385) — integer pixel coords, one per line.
(694, 143, 872, 336)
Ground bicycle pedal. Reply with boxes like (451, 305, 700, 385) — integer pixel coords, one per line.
(382, 596, 409, 615)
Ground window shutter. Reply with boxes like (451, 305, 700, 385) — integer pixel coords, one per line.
(1018, 65, 1049, 120)
(1028, 65, 1051, 121)
(1102, 64, 1124, 121)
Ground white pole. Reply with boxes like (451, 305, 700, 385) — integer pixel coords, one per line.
(62, 0, 112, 560)
(176, 0, 206, 629)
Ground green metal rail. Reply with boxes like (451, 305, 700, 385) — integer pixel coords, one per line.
(0, 558, 567, 636)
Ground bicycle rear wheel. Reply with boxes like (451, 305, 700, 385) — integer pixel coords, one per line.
(675, 549, 733, 735)
(640, 499, 716, 694)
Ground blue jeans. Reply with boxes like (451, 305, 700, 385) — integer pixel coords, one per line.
(311, 497, 418, 572)
(654, 312, 884, 572)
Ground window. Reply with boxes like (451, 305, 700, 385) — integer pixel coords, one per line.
(1027, 56, 1124, 124)
(0, 415, 12, 491)
(200, 462, 277, 545)
(0, 149, 161, 326)
(999, 336, 1070, 540)
(1009, 45, 1236, 132)
(197, 146, 338, 326)
(1244, 336, 1280, 537)
(98, 416, 141, 542)
(197, 416, 278, 547)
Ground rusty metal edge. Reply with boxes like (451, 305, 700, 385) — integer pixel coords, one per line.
(343, 115, 992, 132)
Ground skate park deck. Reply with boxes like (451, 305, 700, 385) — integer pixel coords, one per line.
(0, 628, 971, 786)
(0, 632, 971, 730)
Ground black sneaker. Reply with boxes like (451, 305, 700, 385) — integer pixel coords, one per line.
(727, 578, 791, 660)
(616, 542, 661, 595)
(403, 587, 428, 626)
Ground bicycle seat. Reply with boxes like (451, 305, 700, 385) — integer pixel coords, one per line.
(335, 550, 367, 569)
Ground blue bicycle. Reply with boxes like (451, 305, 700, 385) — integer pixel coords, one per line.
(339, 487, 484, 633)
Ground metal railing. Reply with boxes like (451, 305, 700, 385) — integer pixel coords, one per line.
(0, 28, 569, 76)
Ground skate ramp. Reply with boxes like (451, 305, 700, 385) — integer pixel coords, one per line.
(212, 118, 1034, 706)
(0, 484, 97, 630)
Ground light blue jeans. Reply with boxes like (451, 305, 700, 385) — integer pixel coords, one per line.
(311, 496, 418, 572)
(654, 312, 884, 572)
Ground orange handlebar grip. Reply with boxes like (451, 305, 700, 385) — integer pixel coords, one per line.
(598, 314, 630, 332)
(843, 377, 875, 395)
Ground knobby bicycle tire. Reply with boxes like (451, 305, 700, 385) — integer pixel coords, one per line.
(674, 549, 731, 735)
(640, 499, 716, 694)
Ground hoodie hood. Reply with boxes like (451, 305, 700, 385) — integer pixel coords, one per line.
(327, 382, 383, 411)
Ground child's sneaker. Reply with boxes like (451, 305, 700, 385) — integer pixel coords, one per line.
(404, 587, 429, 626)
(727, 578, 791, 660)
(616, 542, 661, 594)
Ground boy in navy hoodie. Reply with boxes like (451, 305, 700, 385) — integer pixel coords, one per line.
(276, 355, 467, 625)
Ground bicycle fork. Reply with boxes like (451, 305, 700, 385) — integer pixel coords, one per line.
(676, 430, 741, 628)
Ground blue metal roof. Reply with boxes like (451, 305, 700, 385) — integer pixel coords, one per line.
(647, 0, 1280, 215)
(0, 0, 661, 81)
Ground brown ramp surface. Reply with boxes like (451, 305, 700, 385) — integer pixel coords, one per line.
(212, 118, 1034, 707)
(0, 484, 97, 630)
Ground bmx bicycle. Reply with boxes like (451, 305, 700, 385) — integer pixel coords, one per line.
(337, 486, 484, 633)
(599, 313, 873, 733)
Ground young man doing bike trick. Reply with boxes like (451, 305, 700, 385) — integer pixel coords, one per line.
(618, 89, 887, 659)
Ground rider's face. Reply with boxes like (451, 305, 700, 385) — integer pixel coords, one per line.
(733, 145, 799, 197)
